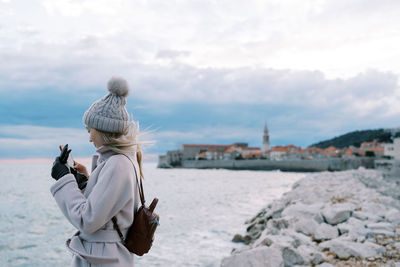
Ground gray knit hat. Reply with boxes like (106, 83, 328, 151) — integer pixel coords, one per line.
(83, 77, 130, 133)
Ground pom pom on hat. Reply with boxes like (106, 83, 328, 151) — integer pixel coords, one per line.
(107, 76, 129, 97)
(82, 76, 131, 133)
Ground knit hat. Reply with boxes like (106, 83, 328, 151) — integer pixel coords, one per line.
(83, 77, 130, 133)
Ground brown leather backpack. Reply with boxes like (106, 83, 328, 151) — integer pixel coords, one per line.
(112, 155, 159, 256)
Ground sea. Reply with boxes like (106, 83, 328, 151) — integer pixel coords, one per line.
(0, 161, 305, 267)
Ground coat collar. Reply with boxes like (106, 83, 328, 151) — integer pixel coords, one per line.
(95, 145, 138, 164)
(96, 146, 118, 164)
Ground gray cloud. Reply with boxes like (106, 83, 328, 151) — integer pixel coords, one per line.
(156, 49, 190, 59)
(16, 25, 40, 36)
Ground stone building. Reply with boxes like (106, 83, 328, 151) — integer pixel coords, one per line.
(384, 138, 400, 160)
(262, 121, 270, 155)
(181, 144, 230, 160)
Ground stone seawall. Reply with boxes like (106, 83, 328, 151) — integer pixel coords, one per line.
(221, 170, 400, 267)
(180, 158, 375, 172)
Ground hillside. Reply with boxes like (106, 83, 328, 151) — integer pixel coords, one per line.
(310, 129, 393, 149)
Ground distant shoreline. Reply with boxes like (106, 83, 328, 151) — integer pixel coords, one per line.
(159, 157, 375, 172)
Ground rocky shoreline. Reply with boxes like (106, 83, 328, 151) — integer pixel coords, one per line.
(222, 169, 400, 267)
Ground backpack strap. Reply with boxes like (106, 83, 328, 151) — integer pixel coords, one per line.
(122, 153, 145, 206)
(112, 216, 124, 241)
(111, 153, 145, 242)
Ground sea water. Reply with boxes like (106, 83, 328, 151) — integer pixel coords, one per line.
(0, 162, 304, 267)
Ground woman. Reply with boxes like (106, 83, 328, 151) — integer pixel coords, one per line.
(50, 77, 143, 266)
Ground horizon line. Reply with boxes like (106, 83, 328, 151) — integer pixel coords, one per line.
(0, 154, 160, 163)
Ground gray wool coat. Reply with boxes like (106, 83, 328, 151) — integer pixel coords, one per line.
(50, 146, 141, 266)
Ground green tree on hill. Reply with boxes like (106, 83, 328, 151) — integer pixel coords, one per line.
(310, 129, 393, 149)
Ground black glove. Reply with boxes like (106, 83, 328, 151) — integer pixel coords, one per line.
(67, 162, 88, 190)
(74, 172, 88, 190)
(51, 144, 71, 180)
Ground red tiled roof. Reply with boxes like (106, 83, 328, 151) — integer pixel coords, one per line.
(244, 151, 262, 158)
(224, 146, 239, 153)
(324, 146, 338, 151)
(284, 145, 300, 149)
(361, 142, 377, 147)
(271, 147, 287, 152)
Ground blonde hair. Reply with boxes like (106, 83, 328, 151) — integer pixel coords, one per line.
(98, 121, 145, 179)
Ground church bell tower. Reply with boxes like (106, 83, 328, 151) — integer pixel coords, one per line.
(262, 121, 270, 154)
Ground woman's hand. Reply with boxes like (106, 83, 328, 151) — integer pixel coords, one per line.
(51, 144, 71, 180)
(74, 161, 89, 178)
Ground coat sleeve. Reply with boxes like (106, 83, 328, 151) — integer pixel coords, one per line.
(50, 155, 134, 234)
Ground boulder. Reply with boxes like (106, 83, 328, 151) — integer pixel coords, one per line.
(313, 223, 338, 241)
(316, 263, 334, 267)
(310, 252, 324, 265)
(281, 246, 307, 267)
(360, 202, 388, 220)
(232, 234, 252, 244)
(352, 211, 372, 221)
(321, 203, 354, 225)
(366, 229, 396, 238)
(385, 209, 400, 224)
(280, 229, 314, 248)
(368, 222, 395, 231)
(293, 217, 319, 236)
(319, 240, 386, 259)
(221, 246, 283, 267)
(281, 203, 324, 223)
(337, 217, 369, 242)
(263, 200, 288, 219)
(255, 234, 295, 248)
(267, 218, 289, 231)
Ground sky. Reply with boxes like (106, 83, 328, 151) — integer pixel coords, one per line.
(0, 0, 400, 159)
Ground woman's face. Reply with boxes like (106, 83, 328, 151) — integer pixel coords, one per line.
(87, 127, 104, 148)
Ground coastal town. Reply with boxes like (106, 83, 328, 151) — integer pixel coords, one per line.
(158, 122, 400, 173)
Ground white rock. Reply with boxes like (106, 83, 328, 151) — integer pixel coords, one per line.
(316, 263, 334, 267)
(314, 223, 338, 241)
(267, 218, 289, 231)
(280, 246, 308, 266)
(360, 202, 388, 219)
(310, 252, 325, 265)
(337, 217, 370, 242)
(321, 203, 354, 225)
(385, 209, 400, 224)
(367, 222, 395, 232)
(264, 200, 288, 219)
(281, 203, 324, 223)
(280, 229, 314, 248)
(366, 229, 396, 238)
(253, 233, 294, 248)
(352, 211, 370, 221)
(319, 240, 386, 259)
(221, 246, 283, 267)
(293, 217, 319, 236)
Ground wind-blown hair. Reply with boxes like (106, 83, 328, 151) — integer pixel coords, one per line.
(99, 120, 145, 179)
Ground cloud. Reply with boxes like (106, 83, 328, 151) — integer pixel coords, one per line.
(1, 64, 399, 134)
(156, 49, 191, 60)
(16, 25, 39, 36)
(1, 0, 400, 158)
(153, 126, 260, 144)
(0, 125, 91, 158)
(41, 0, 125, 17)
(1, 0, 399, 80)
